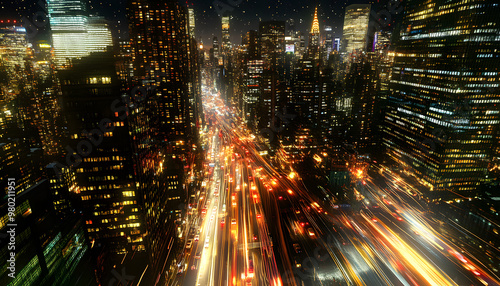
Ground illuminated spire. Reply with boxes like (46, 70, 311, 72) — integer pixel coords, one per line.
(311, 7, 319, 34)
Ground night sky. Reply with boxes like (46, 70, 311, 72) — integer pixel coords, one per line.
(0, 0, 395, 46)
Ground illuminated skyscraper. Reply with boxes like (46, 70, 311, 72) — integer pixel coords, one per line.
(48, 0, 88, 67)
(243, 59, 263, 125)
(334, 37, 340, 52)
(59, 51, 144, 254)
(0, 23, 30, 100)
(48, 0, 112, 67)
(306, 7, 320, 59)
(258, 21, 285, 130)
(188, 7, 196, 38)
(1, 23, 66, 157)
(373, 31, 391, 52)
(213, 36, 220, 65)
(86, 16, 113, 53)
(322, 25, 333, 64)
(128, 0, 201, 281)
(0, 179, 91, 286)
(345, 54, 378, 152)
(382, 0, 500, 193)
(341, 4, 371, 53)
(221, 14, 231, 59)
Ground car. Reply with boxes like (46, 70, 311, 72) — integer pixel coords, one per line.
(195, 252, 201, 259)
(231, 219, 237, 225)
(204, 241, 210, 248)
(186, 239, 193, 249)
(307, 228, 315, 237)
(253, 234, 257, 241)
(292, 243, 302, 254)
(210, 214, 215, 221)
(248, 259, 254, 278)
(194, 235, 199, 241)
(221, 218, 225, 226)
(191, 265, 196, 270)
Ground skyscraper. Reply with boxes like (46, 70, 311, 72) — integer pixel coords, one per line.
(221, 14, 231, 59)
(127, 0, 201, 281)
(48, 0, 89, 67)
(188, 7, 196, 38)
(258, 21, 285, 130)
(0, 24, 30, 101)
(59, 51, 144, 254)
(322, 25, 333, 64)
(48, 0, 112, 67)
(382, 0, 500, 193)
(306, 7, 320, 59)
(86, 16, 113, 53)
(341, 4, 371, 53)
(212, 36, 220, 65)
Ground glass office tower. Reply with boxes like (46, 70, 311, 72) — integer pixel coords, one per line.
(382, 0, 500, 193)
(341, 4, 371, 53)
(48, 0, 112, 67)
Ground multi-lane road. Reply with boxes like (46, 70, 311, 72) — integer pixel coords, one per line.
(172, 90, 500, 286)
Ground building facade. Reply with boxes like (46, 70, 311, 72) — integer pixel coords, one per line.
(382, 0, 500, 193)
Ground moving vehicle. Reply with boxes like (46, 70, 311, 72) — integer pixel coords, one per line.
(307, 228, 315, 237)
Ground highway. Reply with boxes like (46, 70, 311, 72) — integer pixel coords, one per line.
(172, 89, 500, 286)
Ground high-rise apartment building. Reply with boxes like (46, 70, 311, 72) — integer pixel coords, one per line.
(341, 4, 371, 53)
(382, 0, 500, 193)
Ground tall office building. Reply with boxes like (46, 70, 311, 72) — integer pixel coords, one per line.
(59, 51, 145, 254)
(373, 31, 391, 52)
(382, 0, 500, 193)
(341, 4, 371, 53)
(293, 58, 320, 128)
(188, 7, 196, 38)
(221, 14, 231, 59)
(307, 7, 321, 59)
(334, 37, 341, 52)
(345, 54, 378, 152)
(243, 59, 263, 126)
(0, 24, 30, 101)
(213, 36, 220, 65)
(128, 0, 201, 281)
(0, 180, 91, 286)
(241, 30, 260, 122)
(259, 21, 285, 130)
(48, 0, 112, 67)
(48, 0, 89, 67)
(322, 25, 333, 64)
(86, 16, 113, 53)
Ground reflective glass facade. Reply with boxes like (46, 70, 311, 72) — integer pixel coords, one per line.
(382, 0, 500, 193)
